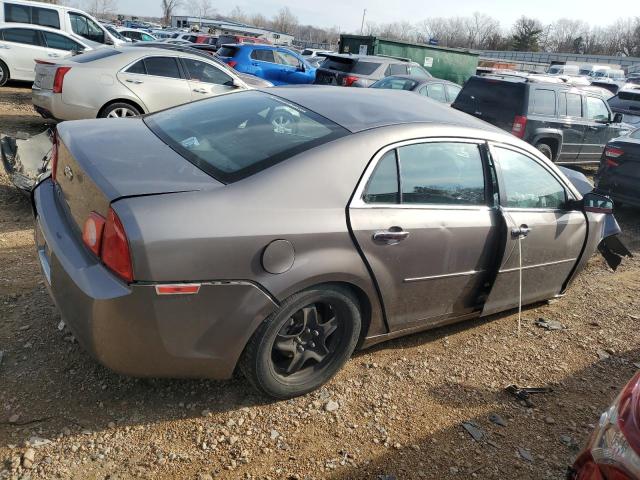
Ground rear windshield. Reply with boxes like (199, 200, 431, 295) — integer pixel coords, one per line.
(321, 57, 380, 75)
(72, 48, 121, 63)
(453, 77, 526, 130)
(217, 46, 239, 57)
(145, 91, 349, 183)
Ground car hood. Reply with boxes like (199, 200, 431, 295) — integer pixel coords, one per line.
(57, 118, 219, 201)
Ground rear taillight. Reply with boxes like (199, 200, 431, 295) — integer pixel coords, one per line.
(100, 208, 133, 283)
(82, 212, 106, 256)
(606, 158, 620, 168)
(511, 115, 527, 138)
(618, 372, 640, 456)
(50, 129, 59, 183)
(343, 75, 359, 87)
(605, 147, 625, 158)
(52, 66, 71, 94)
(573, 454, 605, 480)
(227, 60, 237, 68)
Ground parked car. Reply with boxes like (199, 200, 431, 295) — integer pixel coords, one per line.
(568, 371, 640, 479)
(547, 64, 579, 76)
(579, 85, 616, 100)
(217, 44, 316, 85)
(0, 23, 99, 85)
(32, 87, 628, 399)
(217, 34, 270, 46)
(31, 46, 253, 120)
(188, 43, 218, 55)
(102, 24, 131, 43)
(301, 48, 332, 57)
(0, 0, 125, 45)
(608, 88, 640, 128)
(452, 74, 632, 164)
(314, 53, 432, 87)
(628, 73, 640, 85)
(592, 68, 626, 83)
(116, 28, 156, 43)
(595, 128, 640, 208)
(370, 75, 461, 104)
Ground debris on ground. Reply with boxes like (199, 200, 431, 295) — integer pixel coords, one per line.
(505, 384, 553, 407)
(462, 421, 485, 441)
(517, 447, 534, 463)
(488, 413, 508, 427)
(535, 317, 567, 330)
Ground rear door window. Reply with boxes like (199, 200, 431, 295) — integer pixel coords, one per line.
(42, 31, 83, 51)
(426, 83, 447, 102)
(397, 142, 486, 206)
(2, 28, 41, 46)
(251, 49, 275, 63)
(32, 6, 60, 28)
(144, 57, 182, 79)
(531, 89, 556, 116)
(386, 64, 408, 76)
(125, 59, 147, 74)
(566, 93, 582, 117)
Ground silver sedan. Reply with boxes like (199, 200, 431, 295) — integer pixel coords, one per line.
(31, 45, 263, 120)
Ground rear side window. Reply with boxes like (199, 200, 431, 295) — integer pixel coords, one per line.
(145, 91, 349, 183)
(532, 89, 556, 116)
(426, 83, 447, 102)
(144, 57, 182, 79)
(453, 77, 526, 131)
(352, 61, 381, 75)
(364, 151, 399, 204)
(72, 48, 121, 63)
(42, 31, 82, 51)
(217, 46, 239, 57)
(251, 49, 275, 62)
(321, 57, 356, 73)
(4, 4, 60, 29)
(2, 28, 41, 46)
(386, 64, 408, 76)
(398, 142, 486, 206)
(559, 92, 583, 117)
(126, 59, 147, 74)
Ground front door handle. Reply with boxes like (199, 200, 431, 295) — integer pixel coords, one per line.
(48, 53, 60, 58)
(588, 126, 599, 131)
(192, 88, 208, 94)
(373, 227, 410, 244)
(511, 225, 531, 239)
(125, 79, 143, 84)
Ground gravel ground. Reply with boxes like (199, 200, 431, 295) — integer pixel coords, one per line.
(1, 82, 639, 480)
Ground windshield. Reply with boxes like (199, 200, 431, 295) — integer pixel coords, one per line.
(548, 66, 562, 74)
(145, 91, 349, 183)
(105, 25, 127, 41)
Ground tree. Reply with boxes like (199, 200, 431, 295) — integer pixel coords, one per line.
(194, 0, 214, 19)
(161, 0, 183, 26)
(271, 7, 298, 35)
(84, 0, 117, 17)
(228, 6, 248, 24)
(512, 16, 543, 51)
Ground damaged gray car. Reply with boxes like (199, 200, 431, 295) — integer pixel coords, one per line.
(31, 87, 631, 399)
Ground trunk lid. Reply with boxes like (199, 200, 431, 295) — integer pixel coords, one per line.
(54, 118, 219, 230)
(33, 61, 62, 91)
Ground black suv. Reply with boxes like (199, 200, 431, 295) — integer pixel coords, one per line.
(452, 74, 632, 164)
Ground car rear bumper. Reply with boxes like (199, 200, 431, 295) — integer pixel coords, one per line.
(33, 179, 279, 379)
(32, 88, 96, 121)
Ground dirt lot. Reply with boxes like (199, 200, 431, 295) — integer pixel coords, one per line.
(1, 82, 639, 480)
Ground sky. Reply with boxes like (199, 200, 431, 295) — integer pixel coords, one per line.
(118, 0, 635, 32)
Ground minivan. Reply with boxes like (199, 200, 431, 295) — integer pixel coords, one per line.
(547, 64, 579, 76)
(0, 0, 124, 45)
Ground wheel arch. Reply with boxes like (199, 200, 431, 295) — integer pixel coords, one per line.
(97, 98, 147, 118)
(532, 131, 563, 160)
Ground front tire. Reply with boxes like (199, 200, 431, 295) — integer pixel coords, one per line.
(0, 61, 9, 87)
(240, 285, 361, 399)
(99, 102, 141, 118)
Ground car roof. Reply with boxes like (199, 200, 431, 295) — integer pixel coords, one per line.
(323, 53, 410, 63)
(262, 86, 502, 134)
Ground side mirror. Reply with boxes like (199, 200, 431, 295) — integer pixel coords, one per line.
(613, 112, 623, 123)
(595, 116, 610, 124)
(583, 192, 614, 214)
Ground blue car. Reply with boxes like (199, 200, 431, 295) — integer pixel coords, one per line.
(217, 44, 316, 86)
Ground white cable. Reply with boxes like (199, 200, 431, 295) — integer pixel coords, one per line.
(517, 234, 523, 337)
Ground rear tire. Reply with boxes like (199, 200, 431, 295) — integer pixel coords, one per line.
(0, 61, 9, 87)
(99, 102, 141, 119)
(239, 285, 361, 399)
(536, 142, 554, 161)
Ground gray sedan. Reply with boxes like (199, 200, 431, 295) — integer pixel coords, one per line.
(33, 87, 627, 399)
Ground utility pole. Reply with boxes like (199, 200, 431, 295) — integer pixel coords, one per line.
(360, 9, 366, 35)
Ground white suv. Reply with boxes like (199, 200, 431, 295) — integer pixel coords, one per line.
(0, 23, 98, 85)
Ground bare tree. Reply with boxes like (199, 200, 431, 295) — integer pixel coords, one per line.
(271, 7, 298, 35)
(161, 0, 183, 26)
(84, 0, 117, 17)
(248, 13, 269, 29)
(194, 0, 214, 19)
(228, 6, 248, 24)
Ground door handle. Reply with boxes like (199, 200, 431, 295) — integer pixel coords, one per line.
(192, 88, 208, 94)
(511, 225, 531, 239)
(48, 53, 60, 58)
(373, 227, 410, 244)
(125, 79, 143, 84)
(588, 126, 599, 131)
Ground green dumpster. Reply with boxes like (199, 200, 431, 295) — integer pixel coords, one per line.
(338, 35, 478, 85)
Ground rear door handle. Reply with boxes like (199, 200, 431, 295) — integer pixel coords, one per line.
(125, 79, 143, 84)
(373, 227, 410, 244)
(511, 225, 531, 238)
(193, 88, 208, 94)
(48, 53, 60, 58)
(588, 126, 599, 131)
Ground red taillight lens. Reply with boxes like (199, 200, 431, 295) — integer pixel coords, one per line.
(618, 372, 640, 456)
(82, 212, 106, 256)
(227, 60, 237, 68)
(598, 465, 634, 480)
(50, 129, 59, 183)
(101, 208, 133, 283)
(343, 75, 359, 87)
(511, 115, 527, 138)
(605, 147, 624, 158)
(606, 158, 620, 168)
(574, 454, 605, 480)
(52, 66, 71, 94)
